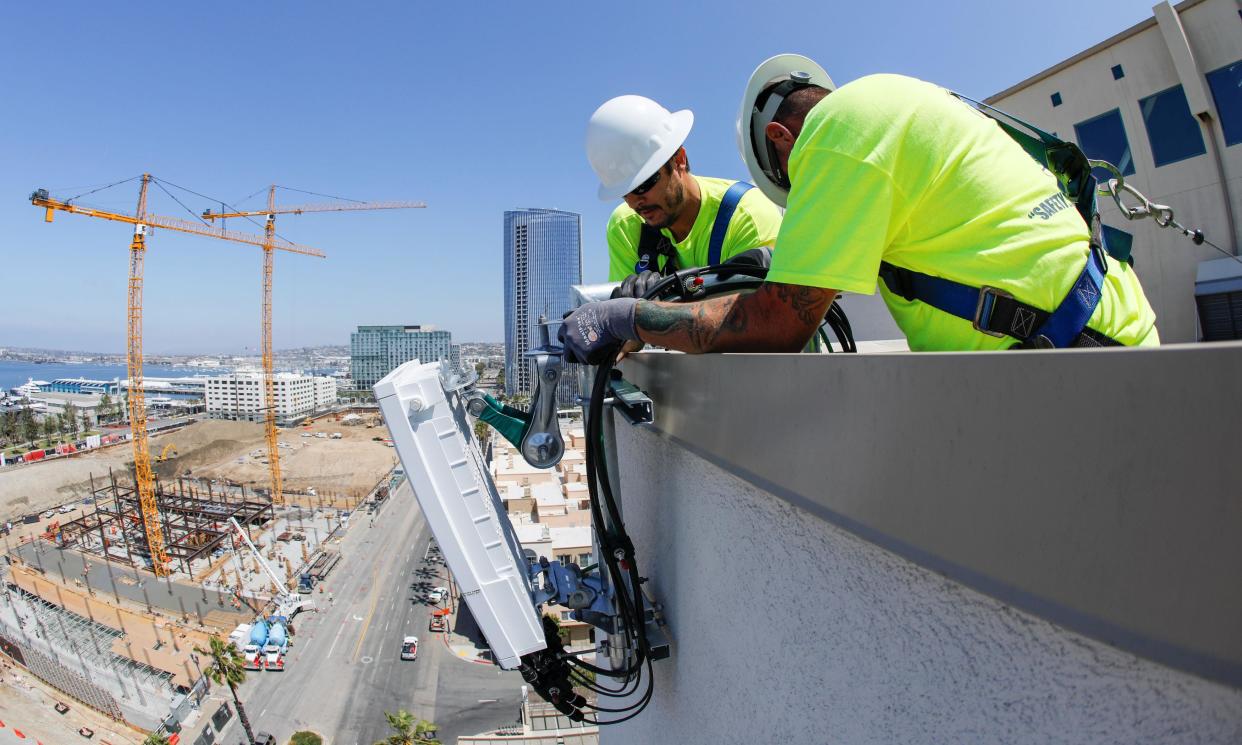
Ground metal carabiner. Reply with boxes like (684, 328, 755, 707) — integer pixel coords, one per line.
(1104, 179, 1153, 221)
(1148, 201, 1175, 228)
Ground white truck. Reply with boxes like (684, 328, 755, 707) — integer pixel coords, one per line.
(227, 623, 252, 651)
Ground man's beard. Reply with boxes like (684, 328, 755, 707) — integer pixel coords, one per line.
(644, 180, 686, 230)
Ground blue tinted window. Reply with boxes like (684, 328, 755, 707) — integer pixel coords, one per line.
(1074, 109, 1135, 180)
(1206, 60, 1242, 146)
(1111, 65, 1125, 80)
(1139, 85, 1206, 166)
(1101, 225, 1134, 265)
(1050, 92, 1062, 107)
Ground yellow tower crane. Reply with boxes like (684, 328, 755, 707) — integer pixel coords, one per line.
(30, 175, 324, 576)
(201, 187, 424, 505)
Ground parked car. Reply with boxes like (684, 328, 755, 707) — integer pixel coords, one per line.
(400, 635, 419, 661)
(41, 510, 55, 520)
(428, 587, 448, 605)
(429, 615, 446, 632)
(252, 733, 277, 745)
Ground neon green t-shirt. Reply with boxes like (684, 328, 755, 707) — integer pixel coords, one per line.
(606, 175, 783, 281)
(766, 74, 1159, 351)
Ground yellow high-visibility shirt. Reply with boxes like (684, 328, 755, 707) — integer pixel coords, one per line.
(606, 175, 783, 281)
(767, 74, 1159, 350)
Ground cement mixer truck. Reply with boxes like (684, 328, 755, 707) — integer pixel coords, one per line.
(263, 617, 289, 671)
(243, 619, 269, 671)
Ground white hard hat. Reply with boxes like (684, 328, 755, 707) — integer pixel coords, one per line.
(737, 54, 834, 207)
(586, 95, 694, 201)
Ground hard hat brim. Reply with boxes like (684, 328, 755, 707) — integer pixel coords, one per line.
(597, 109, 694, 201)
(736, 54, 834, 208)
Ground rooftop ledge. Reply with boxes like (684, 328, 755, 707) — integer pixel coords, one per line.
(612, 341, 1241, 682)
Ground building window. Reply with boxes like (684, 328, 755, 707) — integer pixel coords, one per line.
(1206, 60, 1242, 147)
(1139, 85, 1206, 166)
(1101, 225, 1134, 264)
(1111, 64, 1125, 80)
(1050, 92, 1062, 107)
(1074, 109, 1135, 181)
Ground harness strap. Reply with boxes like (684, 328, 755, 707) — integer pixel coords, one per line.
(635, 224, 678, 276)
(708, 182, 754, 266)
(878, 248, 1121, 348)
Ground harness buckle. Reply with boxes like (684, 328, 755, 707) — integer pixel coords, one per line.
(973, 286, 1013, 338)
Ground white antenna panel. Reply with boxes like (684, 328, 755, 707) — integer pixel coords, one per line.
(374, 360, 545, 670)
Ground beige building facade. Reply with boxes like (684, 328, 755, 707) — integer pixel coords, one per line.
(987, 0, 1242, 342)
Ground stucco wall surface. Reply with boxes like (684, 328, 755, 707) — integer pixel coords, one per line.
(603, 422, 1242, 745)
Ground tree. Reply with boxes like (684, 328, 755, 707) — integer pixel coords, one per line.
(375, 710, 439, 745)
(195, 635, 258, 745)
(142, 733, 171, 745)
(474, 362, 484, 375)
(63, 402, 80, 438)
(18, 405, 38, 446)
(0, 411, 15, 447)
(290, 733, 324, 745)
(81, 411, 92, 435)
(99, 392, 114, 423)
(42, 415, 59, 447)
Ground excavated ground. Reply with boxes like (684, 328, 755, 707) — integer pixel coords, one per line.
(0, 417, 395, 521)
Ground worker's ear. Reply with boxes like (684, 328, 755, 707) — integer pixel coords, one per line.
(671, 147, 689, 173)
(764, 121, 796, 151)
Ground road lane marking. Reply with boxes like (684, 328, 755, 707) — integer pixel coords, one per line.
(326, 619, 348, 658)
(352, 563, 382, 661)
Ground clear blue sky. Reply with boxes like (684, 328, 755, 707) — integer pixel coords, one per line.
(0, 1, 1160, 353)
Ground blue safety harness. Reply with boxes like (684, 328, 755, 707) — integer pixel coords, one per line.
(877, 94, 1131, 348)
(634, 181, 753, 275)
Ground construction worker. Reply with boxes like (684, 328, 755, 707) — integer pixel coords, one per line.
(586, 95, 783, 299)
(560, 54, 1158, 362)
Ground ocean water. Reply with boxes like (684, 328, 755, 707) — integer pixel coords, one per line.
(0, 360, 224, 393)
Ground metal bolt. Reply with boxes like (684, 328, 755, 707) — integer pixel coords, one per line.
(613, 549, 625, 561)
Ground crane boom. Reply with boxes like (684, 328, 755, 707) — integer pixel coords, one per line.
(31, 192, 325, 257)
(229, 517, 294, 603)
(202, 199, 426, 220)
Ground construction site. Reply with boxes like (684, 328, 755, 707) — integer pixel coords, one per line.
(0, 175, 421, 742)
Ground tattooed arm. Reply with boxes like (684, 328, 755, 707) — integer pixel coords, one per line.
(635, 282, 837, 353)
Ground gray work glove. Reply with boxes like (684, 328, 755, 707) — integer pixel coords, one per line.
(611, 270, 664, 299)
(716, 246, 773, 279)
(558, 299, 641, 365)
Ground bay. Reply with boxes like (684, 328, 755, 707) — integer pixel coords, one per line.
(0, 361, 226, 393)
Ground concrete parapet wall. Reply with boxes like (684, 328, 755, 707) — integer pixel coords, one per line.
(603, 344, 1242, 743)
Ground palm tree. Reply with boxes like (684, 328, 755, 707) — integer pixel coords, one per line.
(375, 709, 439, 745)
(142, 733, 171, 745)
(195, 635, 258, 745)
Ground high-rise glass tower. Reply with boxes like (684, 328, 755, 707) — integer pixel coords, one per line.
(503, 208, 582, 404)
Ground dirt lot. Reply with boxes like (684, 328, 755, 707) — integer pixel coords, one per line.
(0, 417, 396, 522)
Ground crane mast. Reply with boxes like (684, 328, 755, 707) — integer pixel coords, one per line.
(202, 188, 425, 506)
(125, 175, 171, 575)
(261, 186, 282, 506)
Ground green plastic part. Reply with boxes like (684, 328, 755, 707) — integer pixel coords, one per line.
(477, 393, 529, 447)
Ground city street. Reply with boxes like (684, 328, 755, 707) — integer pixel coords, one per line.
(215, 478, 525, 745)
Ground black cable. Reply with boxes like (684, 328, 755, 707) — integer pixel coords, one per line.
(582, 658, 655, 725)
(275, 184, 366, 204)
(151, 179, 212, 226)
(154, 177, 299, 245)
(64, 175, 143, 203)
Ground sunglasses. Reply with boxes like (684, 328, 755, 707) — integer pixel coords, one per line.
(627, 162, 668, 197)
